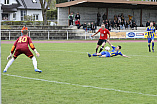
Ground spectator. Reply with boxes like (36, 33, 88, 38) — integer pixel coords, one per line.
(121, 13, 124, 21)
(128, 15, 133, 21)
(121, 20, 125, 30)
(105, 23, 109, 30)
(153, 21, 156, 27)
(132, 21, 137, 30)
(97, 12, 101, 26)
(91, 22, 95, 33)
(114, 15, 118, 22)
(118, 14, 121, 22)
(126, 20, 130, 29)
(102, 20, 105, 24)
(129, 20, 133, 28)
(75, 19, 81, 29)
(83, 22, 87, 31)
(102, 13, 107, 21)
(75, 12, 80, 20)
(146, 21, 150, 27)
(87, 23, 91, 32)
(68, 12, 74, 26)
(113, 20, 117, 29)
(104, 19, 108, 25)
(108, 19, 112, 30)
(117, 20, 122, 30)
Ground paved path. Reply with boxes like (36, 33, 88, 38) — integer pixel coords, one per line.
(2, 40, 157, 44)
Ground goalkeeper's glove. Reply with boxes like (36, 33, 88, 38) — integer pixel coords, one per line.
(34, 49, 40, 57)
(7, 53, 13, 60)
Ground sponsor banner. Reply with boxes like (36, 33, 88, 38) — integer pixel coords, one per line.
(110, 32, 126, 38)
(126, 32, 144, 38)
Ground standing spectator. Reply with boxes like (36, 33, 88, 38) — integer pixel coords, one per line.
(97, 12, 101, 26)
(114, 15, 118, 22)
(91, 22, 95, 33)
(75, 19, 81, 29)
(83, 22, 87, 31)
(121, 13, 124, 22)
(126, 20, 130, 29)
(75, 12, 80, 20)
(68, 12, 74, 26)
(146, 21, 150, 27)
(102, 13, 107, 21)
(21, 25, 28, 36)
(128, 15, 133, 21)
(132, 21, 137, 30)
(102, 20, 105, 24)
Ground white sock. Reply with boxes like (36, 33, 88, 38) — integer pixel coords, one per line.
(4, 58, 15, 71)
(32, 56, 37, 69)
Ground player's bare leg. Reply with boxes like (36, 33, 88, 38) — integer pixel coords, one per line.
(99, 42, 106, 53)
(107, 40, 112, 46)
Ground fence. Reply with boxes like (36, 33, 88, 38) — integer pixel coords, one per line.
(1, 30, 89, 40)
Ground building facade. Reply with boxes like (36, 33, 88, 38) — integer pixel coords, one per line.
(1, 0, 43, 21)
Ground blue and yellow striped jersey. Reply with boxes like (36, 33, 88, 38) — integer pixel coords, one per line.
(146, 26, 156, 38)
(110, 46, 123, 57)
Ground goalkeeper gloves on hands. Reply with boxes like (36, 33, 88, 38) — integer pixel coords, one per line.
(7, 53, 13, 60)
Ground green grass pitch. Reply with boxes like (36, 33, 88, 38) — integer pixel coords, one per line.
(1, 42, 157, 104)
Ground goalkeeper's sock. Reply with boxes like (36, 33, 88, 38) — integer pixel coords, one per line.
(92, 54, 97, 56)
(152, 42, 154, 50)
(96, 48, 98, 53)
(148, 44, 151, 52)
(4, 58, 15, 71)
(32, 56, 37, 69)
(99, 46, 104, 53)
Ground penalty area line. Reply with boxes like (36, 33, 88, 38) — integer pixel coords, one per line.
(2, 73, 157, 97)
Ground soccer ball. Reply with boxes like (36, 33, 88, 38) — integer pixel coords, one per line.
(105, 46, 110, 51)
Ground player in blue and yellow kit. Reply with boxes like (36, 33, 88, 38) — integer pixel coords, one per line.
(146, 22, 157, 52)
(88, 43, 130, 58)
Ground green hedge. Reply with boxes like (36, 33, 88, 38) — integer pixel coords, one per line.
(1, 21, 51, 25)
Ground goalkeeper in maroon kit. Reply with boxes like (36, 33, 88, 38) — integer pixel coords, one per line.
(3, 30, 42, 73)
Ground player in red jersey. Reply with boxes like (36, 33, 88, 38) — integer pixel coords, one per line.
(91, 24, 111, 53)
(3, 30, 42, 73)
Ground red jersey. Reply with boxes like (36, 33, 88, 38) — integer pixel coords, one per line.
(98, 28, 110, 40)
(11, 35, 35, 54)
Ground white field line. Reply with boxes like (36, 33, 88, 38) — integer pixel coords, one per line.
(2, 73, 157, 97)
(40, 50, 157, 57)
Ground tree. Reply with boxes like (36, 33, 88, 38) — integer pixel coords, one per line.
(39, 0, 52, 25)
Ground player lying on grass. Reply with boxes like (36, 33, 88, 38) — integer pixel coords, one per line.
(3, 30, 42, 73)
(88, 44, 130, 58)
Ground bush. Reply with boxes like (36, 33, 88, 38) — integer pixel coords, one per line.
(1, 21, 51, 26)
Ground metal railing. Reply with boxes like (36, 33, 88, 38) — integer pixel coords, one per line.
(1, 30, 89, 40)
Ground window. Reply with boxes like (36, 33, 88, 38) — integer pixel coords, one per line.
(21, 10, 26, 21)
(33, 14, 39, 21)
(13, 13, 16, 20)
(4, 0, 9, 4)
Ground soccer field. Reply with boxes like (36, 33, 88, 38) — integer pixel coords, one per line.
(1, 41, 157, 104)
